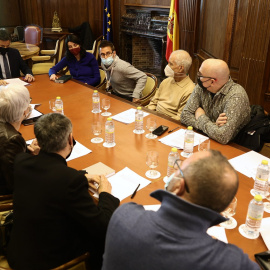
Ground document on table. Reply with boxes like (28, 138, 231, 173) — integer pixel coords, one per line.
(229, 151, 270, 179)
(261, 217, 270, 250)
(26, 139, 92, 161)
(159, 129, 209, 149)
(2, 78, 30, 86)
(27, 104, 43, 119)
(112, 108, 149, 124)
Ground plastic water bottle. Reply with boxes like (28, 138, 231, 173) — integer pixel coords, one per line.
(167, 147, 180, 177)
(105, 117, 115, 146)
(134, 107, 144, 134)
(243, 195, 264, 238)
(182, 126, 194, 157)
(55, 96, 64, 114)
(92, 90, 100, 113)
(254, 160, 269, 196)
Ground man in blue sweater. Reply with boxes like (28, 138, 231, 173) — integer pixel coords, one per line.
(102, 150, 260, 270)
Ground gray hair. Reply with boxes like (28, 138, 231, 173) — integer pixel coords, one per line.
(170, 50, 192, 73)
(34, 113, 72, 153)
(0, 85, 30, 123)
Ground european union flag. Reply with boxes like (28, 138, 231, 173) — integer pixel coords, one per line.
(103, 0, 113, 42)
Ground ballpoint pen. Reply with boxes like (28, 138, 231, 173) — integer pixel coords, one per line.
(168, 126, 180, 133)
(131, 184, 140, 199)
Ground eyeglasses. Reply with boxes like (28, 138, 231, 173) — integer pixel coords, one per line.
(100, 52, 113, 58)
(197, 72, 216, 81)
(165, 159, 190, 193)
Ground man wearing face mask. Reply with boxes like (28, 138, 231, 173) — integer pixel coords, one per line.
(0, 30, 34, 86)
(99, 40, 147, 102)
(147, 50, 194, 120)
(181, 59, 250, 144)
(8, 113, 120, 270)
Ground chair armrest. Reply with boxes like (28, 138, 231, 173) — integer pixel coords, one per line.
(40, 49, 56, 55)
(32, 55, 51, 61)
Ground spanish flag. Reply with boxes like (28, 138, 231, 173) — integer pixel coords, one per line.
(103, 0, 113, 42)
(166, 0, 179, 61)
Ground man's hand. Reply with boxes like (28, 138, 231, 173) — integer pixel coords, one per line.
(87, 175, 112, 194)
(24, 74, 35, 82)
(216, 113, 227, 127)
(195, 107, 205, 120)
(27, 139, 40, 155)
(0, 80, 8, 86)
(50, 74, 58, 81)
(132, 98, 140, 103)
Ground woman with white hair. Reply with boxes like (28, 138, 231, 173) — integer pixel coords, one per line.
(0, 84, 39, 194)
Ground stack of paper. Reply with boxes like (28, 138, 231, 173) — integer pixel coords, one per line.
(159, 129, 208, 149)
(112, 108, 149, 124)
(84, 162, 115, 177)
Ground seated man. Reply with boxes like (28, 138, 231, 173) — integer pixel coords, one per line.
(101, 150, 259, 270)
(99, 40, 147, 102)
(0, 30, 35, 86)
(7, 113, 120, 270)
(181, 59, 250, 144)
(147, 50, 194, 120)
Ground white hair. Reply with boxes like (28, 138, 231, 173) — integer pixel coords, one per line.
(170, 50, 192, 73)
(0, 84, 30, 123)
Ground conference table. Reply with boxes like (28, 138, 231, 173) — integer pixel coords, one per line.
(10, 42, 40, 60)
(20, 74, 269, 263)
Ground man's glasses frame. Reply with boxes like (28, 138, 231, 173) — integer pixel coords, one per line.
(100, 52, 113, 58)
(197, 72, 216, 81)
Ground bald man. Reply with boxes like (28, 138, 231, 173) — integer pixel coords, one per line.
(181, 59, 250, 144)
(147, 50, 194, 120)
(102, 150, 259, 270)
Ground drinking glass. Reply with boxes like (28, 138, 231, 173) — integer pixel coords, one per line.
(49, 99, 56, 112)
(145, 151, 161, 179)
(220, 197, 237, 229)
(101, 98, 111, 116)
(264, 183, 270, 213)
(91, 122, 103, 143)
(145, 118, 157, 139)
(198, 139, 210, 151)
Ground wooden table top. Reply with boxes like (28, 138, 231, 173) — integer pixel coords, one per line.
(20, 74, 269, 263)
(10, 42, 40, 60)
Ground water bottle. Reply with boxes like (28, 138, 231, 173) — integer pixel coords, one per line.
(134, 107, 144, 134)
(167, 147, 180, 177)
(105, 117, 115, 147)
(55, 96, 64, 114)
(92, 90, 100, 113)
(254, 160, 269, 196)
(243, 195, 264, 238)
(182, 126, 194, 157)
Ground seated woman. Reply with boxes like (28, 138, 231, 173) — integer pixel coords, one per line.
(0, 85, 39, 195)
(49, 35, 101, 86)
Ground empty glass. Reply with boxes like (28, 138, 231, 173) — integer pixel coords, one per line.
(264, 183, 270, 213)
(91, 122, 103, 143)
(145, 151, 161, 179)
(49, 99, 56, 112)
(101, 98, 111, 116)
(145, 118, 157, 139)
(220, 197, 237, 229)
(198, 139, 210, 151)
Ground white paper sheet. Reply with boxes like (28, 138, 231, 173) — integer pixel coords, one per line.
(158, 129, 209, 149)
(229, 151, 270, 179)
(112, 108, 149, 124)
(143, 204, 161, 211)
(26, 139, 92, 161)
(207, 226, 228, 243)
(3, 78, 30, 86)
(260, 217, 270, 250)
(26, 104, 42, 119)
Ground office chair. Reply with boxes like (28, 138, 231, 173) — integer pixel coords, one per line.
(24, 25, 43, 47)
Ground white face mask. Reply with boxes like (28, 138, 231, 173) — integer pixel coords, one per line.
(101, 56, 114, 66)
(164, 65, 174, 77)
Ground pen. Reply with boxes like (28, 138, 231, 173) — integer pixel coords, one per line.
(131, 184, 140, 199)
(168, 126, 180, 133)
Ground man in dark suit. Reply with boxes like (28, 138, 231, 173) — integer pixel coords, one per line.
(0, 29, 35, 86)
(7, 113, 120, 270)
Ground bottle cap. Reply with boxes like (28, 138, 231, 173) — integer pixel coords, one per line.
(262, 160, 268, 165)
(137, 107, 142, 110)
(56, 96, 61, 99)
(94, 90, 98, 93)
(254, 194, 262, 202)
(107, 117, 112, 121)
(171, 147, 177, 152)
(187, 126, 193, 130)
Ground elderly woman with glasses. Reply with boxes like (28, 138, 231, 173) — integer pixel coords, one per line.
(49, 34, 100, 86)
(0, 84, 39, 194)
